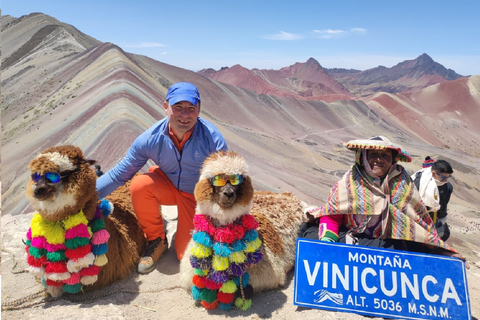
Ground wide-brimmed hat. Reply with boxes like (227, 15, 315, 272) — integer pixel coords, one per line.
(343, 135, 412, 162)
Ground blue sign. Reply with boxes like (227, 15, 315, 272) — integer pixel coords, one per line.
(294, 239, 471, 320)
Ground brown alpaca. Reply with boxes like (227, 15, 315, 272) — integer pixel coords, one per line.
(179, 150, 306, 308)
(25, 145, 145, 297)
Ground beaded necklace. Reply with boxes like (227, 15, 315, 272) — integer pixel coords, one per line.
(25, 199, 112, 296)
(190, 213, 262, 310)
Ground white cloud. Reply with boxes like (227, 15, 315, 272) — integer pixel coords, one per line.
(262, 31, 304, 41)
(124, 42, 166, 48)
(313, 28, 367, 39)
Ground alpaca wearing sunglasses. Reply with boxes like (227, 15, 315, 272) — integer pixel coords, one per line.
(179, 150, 306, 310)
(25, 145, 145, 297)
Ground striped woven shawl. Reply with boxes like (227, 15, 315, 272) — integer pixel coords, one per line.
(319, 163, 454, 252)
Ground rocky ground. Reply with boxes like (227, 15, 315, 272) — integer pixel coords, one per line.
(2, 204, 479, 320)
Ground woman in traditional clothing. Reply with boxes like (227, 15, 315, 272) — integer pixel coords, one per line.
(299, 136, 468, 266)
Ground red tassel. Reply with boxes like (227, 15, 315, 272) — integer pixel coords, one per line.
(217, 291, 235, 304)
(65, 244, 91, 259)
(79, 264, 100, 276)
(203, 278, 223, 290)
(46, 279, 63, 287)
(27, 254, 48, 267)
(201, 300, 218, 310)
(192, 275, 205, 288)
(45, 261, 68, 273)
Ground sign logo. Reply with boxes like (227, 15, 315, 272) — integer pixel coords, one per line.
(294, 239, 471, 320)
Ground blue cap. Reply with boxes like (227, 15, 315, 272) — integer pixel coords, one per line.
(166, 82, 200, 106)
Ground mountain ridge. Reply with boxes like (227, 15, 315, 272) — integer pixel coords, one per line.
(1, 11, 479, 228)
(1, 12, 480, 320)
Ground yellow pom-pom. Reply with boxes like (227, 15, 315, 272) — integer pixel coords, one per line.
(212, 255, 229, 271)
(63, 210, 89, 229)
(245, 238, 262, 253)
(219, 280, 237, 293)
(191, 243, 213, 258)
(31, 213, 65, 244)
(235, 297, 252, 310)
(229, 251, 246, 263)
(94, 254, 108, 266)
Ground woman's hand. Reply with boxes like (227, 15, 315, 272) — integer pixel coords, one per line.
(441, 250, 470, 269)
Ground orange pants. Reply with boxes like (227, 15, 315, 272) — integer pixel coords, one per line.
(130, 166, 196, 260)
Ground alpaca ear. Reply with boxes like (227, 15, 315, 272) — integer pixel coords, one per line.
(235, 176, 254, 206)
(86, 159, 97, 166)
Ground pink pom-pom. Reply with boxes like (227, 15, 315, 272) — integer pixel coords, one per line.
(229, 224, 245, 241)
(241, 214, 258, 230)
(91, 229, 110, 245)
(214, 227, 236, 243)
(65, 224, 90, 239)
(45, 242, 66, 252)
(63, 272, 81, 285)
(26, 228, 32, 241)
(193, 215, 216, 235)
(31, 236, 47, 249)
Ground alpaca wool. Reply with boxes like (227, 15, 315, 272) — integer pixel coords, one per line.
(25, 199, 112, 295)
(190, 213, 262, 311)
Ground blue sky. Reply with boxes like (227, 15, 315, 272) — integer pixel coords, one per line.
(3, 1, 480, 75)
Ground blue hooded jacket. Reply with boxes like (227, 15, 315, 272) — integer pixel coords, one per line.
(96, 116, 228, 198)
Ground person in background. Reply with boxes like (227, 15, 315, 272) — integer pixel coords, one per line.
(94, 165, 104, 177)
(411, 158, 453, 241)
(299, 136, 467, 267)
(96, 82, 228, 274)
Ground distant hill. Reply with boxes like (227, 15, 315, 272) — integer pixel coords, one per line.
(198, 58, 354, 102)
(200, 54, 464, 99)
(326, 53, 464, 96)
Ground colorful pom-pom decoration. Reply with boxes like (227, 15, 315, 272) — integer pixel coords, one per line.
(190, 213, 262, 311)
(24, 200, 112, 295)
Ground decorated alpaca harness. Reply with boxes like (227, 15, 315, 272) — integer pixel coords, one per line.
(190, 213, 262, 311)
(25, 199, 112, 295)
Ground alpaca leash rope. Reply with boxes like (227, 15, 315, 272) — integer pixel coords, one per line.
(2, 245, 183, 311)
(1, 247, 28, 274)
(1, 285, 184, 311)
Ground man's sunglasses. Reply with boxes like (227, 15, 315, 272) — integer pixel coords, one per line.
(210, 174, 243, 187)
(31, 170, 76, 184)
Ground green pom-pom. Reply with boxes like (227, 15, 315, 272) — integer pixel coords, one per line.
(194, 268, 208, 276)
(200, 288, 217, 303)
(28, 246, 45, 259)
(219, 280, 237, 293)
(63, 283, 82, 294)
(65, 237, 90, 249)
(91, 219, 105, 232)
(46, 250, 67, 262)
(234, 297, 252, 311)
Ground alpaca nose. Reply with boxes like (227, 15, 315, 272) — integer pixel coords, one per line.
(33, 180, 49, 198)
(34, 186, 48, 198)
(222, 183, 235, 198)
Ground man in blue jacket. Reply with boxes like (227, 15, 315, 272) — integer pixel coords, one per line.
(96, 82, 228, 274)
